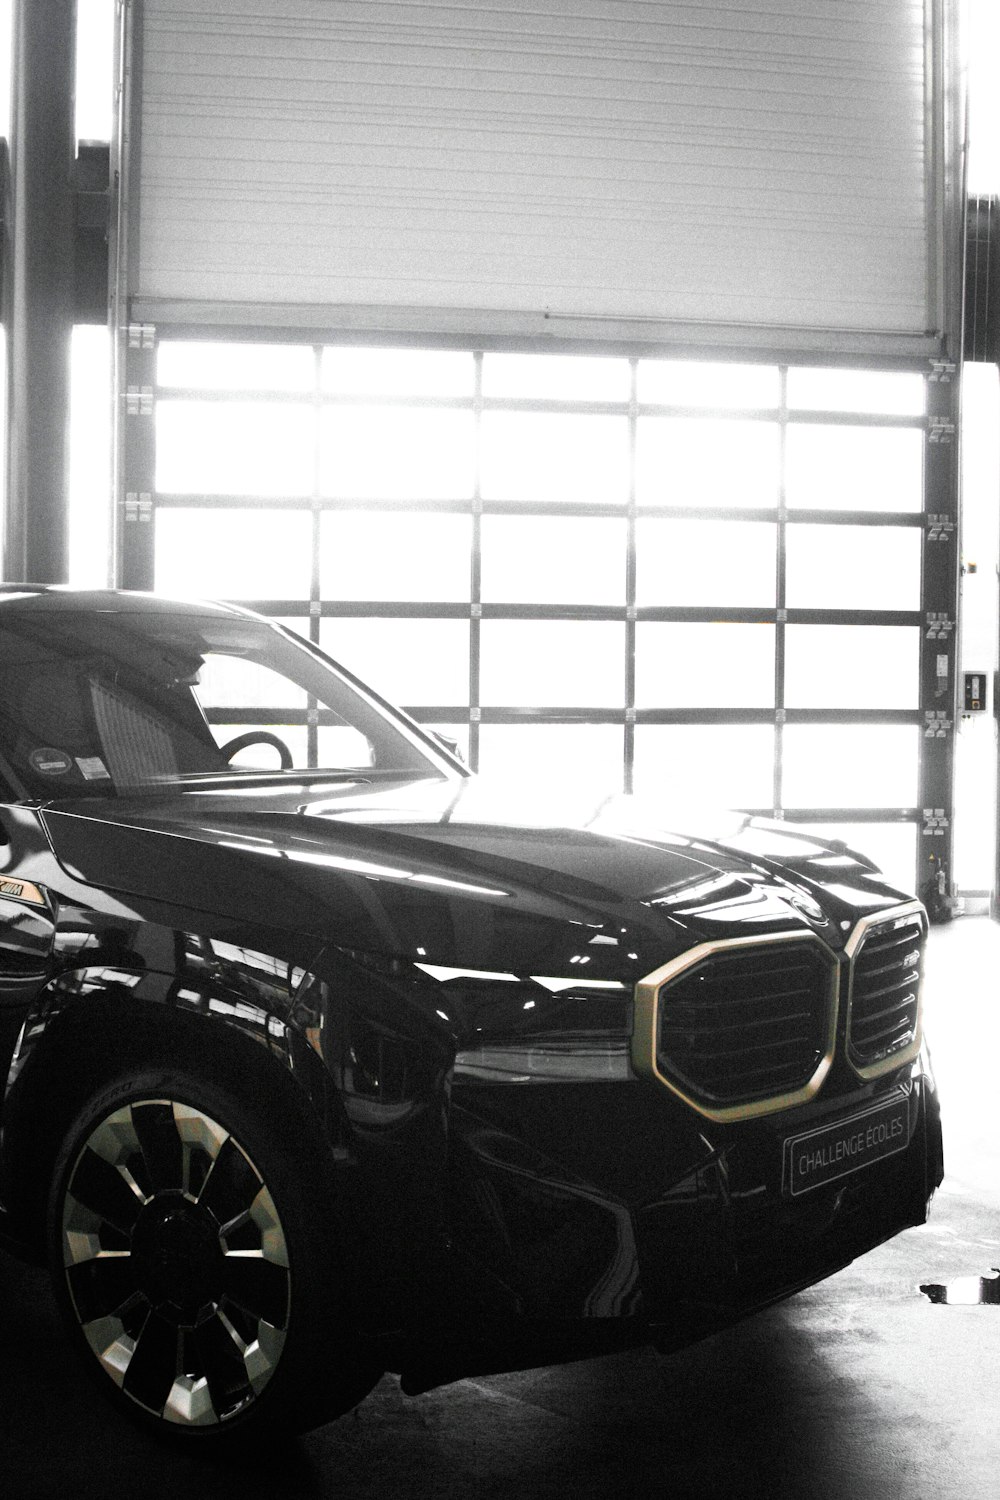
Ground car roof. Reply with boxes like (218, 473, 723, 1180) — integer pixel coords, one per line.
(0, 586, 249, 620)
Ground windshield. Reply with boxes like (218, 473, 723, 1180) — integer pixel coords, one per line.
(0, 608, 455, 799)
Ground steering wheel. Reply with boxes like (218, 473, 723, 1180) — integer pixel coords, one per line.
(219, 730, 293, 770)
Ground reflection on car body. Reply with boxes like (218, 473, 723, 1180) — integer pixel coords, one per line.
(0, 587, 942, 1449)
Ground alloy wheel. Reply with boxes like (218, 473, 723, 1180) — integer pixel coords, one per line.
(60, 1097, 290, 1427)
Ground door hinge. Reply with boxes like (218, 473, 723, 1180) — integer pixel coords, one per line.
(127, 322, 156, 350)
(923, 710, 952, 738)
(124, 492, 153, 522)
(921, 809, 949, 836)
(925, 613, 954, 639)
(928, 419, 956, 445)
(925, 514, 955, 542)
(125, 385, 154, 416)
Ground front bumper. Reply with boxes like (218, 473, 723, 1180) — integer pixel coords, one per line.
(439, 1054, 942, 1348)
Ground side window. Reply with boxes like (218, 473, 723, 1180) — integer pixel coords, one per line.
(194, 652, 374, 770)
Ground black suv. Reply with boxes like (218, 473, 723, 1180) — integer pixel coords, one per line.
(0, 587, 942, 1448)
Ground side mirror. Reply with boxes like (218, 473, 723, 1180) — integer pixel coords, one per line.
(430, 731, 466, 766)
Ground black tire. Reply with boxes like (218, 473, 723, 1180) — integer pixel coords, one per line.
(47, 1069, 382, 1449)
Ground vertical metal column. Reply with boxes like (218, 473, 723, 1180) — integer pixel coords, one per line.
(920, 361, 962, 919)
(2, 0, 77, 584)
(118, 321, 156, 588)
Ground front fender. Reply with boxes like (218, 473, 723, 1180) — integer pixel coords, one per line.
(1, 937, 456, 1332)
(0, 953, 345, 1250)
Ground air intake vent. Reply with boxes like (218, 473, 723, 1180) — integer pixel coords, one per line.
(655, 938, 835, 1109)
(848, 911, 925, 1073)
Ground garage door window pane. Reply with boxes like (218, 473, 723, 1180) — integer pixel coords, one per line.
(320, 619, 469, 707)
(635, 624, 775, 708)
(785, 525, 921, 610)
(785, 626, 921, 709)
(633, 724, 775, 810)
(155, 509, 313, 599)
(478, 725, 624, 794)
(321, 347, 473, 398)
(803, 821, 918, 896)
(635, 519, 776, 607)
(480, 413, 629, 504)
(197, 655, 306, 710)
(321, 407, 475, 499)
(480, 516, 626, 604)
(787, 368, 925, 416)
(786, 426, 923, 512)
(157, 342, 315, 393)
(320, 512, 472, 602)
(157, 402, 315, 496)
(638, 361, 779, 409)
(480, 621, 624, 707)
(636, 418, 780, 508)
(782, 725, 919, 808)
(482, 353, 629, 401)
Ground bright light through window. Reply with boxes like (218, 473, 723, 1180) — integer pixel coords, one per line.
(158, 342, 314, 393)
(322, 346, 473, 398)
(786, 368, 925, 416)
(477, 725, 624, 794)
(69, 325, 111, 587)
(633, 725, 775, 810)
(968, 0, 1000, 192)
(76, 0, 114, 143)
(636, 417, 780, 507)
(141, 338, 937, 892)
(483, 353, 629, 402)
(0, 0, 10, 140)
(480, 515, 626, 605)
(638, 361, 779, 409)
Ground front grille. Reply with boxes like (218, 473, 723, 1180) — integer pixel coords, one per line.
(655, 938, 834, 1107)
(848, 912, 925, 1071)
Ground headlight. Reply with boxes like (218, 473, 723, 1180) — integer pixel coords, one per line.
(412, 963, 633, 1085)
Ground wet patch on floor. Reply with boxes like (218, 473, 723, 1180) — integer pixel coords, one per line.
(919, 1269, 1000, 1305)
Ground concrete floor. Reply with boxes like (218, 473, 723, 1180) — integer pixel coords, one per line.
(2, 918, 998, 1499)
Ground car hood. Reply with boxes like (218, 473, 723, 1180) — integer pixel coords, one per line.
(41, 776, 904, 977)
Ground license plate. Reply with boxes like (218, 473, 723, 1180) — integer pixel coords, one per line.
(783, 1092, 911, 1198)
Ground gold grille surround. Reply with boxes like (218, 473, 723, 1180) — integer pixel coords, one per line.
(632, 930, 840, 1124)
(843, 899, 926, 1081)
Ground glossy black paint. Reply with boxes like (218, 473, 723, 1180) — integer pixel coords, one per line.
(0, 589, 944, 1395)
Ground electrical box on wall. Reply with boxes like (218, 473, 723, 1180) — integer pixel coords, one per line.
(962, 671, 988, 713)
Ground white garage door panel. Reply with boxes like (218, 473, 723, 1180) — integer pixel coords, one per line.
(135, 0, 935, 336)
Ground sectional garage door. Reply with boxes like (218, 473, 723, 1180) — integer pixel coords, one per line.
(117, 1, 963, 901)
(128, 0, 956, 350)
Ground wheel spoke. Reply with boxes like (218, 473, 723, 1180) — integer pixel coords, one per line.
(221, 1254, 290, 1330)
(163, 1371, 218, 1427)
(67, 1148, 143, 1238)
(66, 1254, 141, 1323)
(173, 1103, 228, 1198)
(198, 1137, 262, 1226)
(131, 1101, 184, 1193)
(189, 1312, 255, 1419)
(121, 1309, 180, 1415)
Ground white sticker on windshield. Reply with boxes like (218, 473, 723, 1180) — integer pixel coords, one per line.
(29, 747, 73, 776)
(75, 756, 111, 780)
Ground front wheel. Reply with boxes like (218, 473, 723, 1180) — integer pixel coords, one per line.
(47, 1071, 381, 1447)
